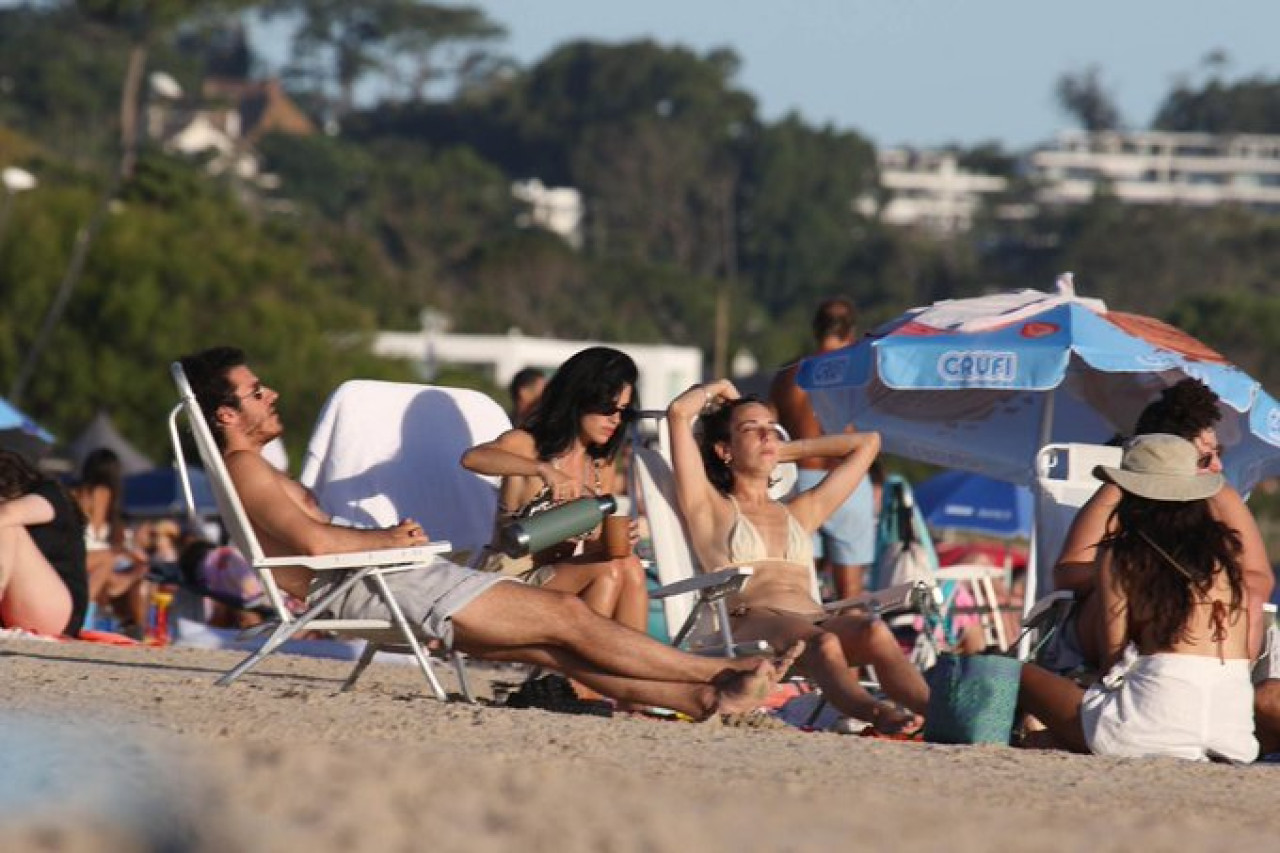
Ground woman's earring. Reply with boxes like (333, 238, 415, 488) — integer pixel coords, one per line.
(723, 454, 733, 465)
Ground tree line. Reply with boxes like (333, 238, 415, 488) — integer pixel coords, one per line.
(3, 1, 1280, 465)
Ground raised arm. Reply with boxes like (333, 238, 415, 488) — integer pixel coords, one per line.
(460, 428, 582, 502)
(666, 380, 738, 537)
(1210, 485, 1272, 658)
(0, 493, 55, 528)
(783, 431, 881, 533)
(1053, 483, 1121, 595)
(227, 451, 422, 556)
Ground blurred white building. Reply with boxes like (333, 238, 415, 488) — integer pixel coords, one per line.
(1030, 129, 1280, 211)
(511, 179, 584, 249)
(374, 321, 702, 407)
(864, 148, 1010, 233)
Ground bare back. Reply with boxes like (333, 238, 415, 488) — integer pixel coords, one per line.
(769, 362, 830, 472)
(1100, 548, 1249, 663)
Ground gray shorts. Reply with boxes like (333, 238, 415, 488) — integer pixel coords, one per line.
(310, 558, 511, 648)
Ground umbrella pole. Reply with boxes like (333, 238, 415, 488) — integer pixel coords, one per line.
(1020, 391, 1056, 659)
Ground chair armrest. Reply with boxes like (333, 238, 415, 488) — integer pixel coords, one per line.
(650, 567, 753, 600)
(257, 542, 454, 572)
(933, 566, 1003, 583)
(1021, 589, 1075, 629)
(824, 580, 937, 619)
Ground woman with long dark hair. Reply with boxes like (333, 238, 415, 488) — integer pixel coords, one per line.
(1020, 433, 1257, 761)
(462, 347, 648, 635)
(0, 449, 88, 635)
(668, 380, 929, 733)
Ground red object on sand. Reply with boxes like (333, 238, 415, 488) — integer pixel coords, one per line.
(75, 629, 141, 646)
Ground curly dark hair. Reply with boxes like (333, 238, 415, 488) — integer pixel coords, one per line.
(1102, 495, 1243, 649)
(1133, 378, 1221, 441)
(696, 396, 774, 494)
(523, 347, 638, 462)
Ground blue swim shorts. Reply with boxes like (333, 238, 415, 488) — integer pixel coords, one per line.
(794, 468, 875, 567)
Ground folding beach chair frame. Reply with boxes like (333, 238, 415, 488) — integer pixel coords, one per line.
(167, 362, 470, 700)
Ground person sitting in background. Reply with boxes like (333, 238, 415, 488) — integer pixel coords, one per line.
(1020, 434, 1257, 762)
(71, 448, 149, 636)
(507, 367, 547, 427)
(0, 449, 88, 636)
(669, 380, 930, 734)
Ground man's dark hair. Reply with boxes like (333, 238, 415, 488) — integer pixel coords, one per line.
(812, 297, 857, 342)
(178, 346, 246, 449)
(1133, 378, 1221, 441)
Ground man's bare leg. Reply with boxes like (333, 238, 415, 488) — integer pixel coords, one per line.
(1018, 663, 1088, 753)
(472, 642, 804, 720)
(1255, 680, 1280, 755)
(454, 585, 805, 712)
(454, 583, 774, 685)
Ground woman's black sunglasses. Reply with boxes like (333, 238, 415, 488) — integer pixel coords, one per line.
(586, 403, 637, 420)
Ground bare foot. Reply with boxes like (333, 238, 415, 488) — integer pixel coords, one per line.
(868, 702, 923, 736)
(711, 641, 806, 719)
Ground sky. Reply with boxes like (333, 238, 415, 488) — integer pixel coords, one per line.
(460, 0, 1280, 151)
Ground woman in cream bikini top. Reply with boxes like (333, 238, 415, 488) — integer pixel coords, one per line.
(668, 380, 930, 734)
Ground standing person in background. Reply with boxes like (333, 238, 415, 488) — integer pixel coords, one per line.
(507, 367, 547, 427)
(771, 297, 875, 599)
(0, 449, 88, 636)
(71, 448, 149, 636)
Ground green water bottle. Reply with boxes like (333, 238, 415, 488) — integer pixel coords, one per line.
(499, 495, 617, 558)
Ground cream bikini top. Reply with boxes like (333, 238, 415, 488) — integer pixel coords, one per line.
(721, 495, 813, 567)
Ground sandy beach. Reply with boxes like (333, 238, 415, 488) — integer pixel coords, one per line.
(2, 637, 1278, 852)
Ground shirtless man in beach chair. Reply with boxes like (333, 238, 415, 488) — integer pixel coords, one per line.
(177, 347, 799, 719)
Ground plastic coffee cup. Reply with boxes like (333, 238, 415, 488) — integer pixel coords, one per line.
(602, 515, 632, 559)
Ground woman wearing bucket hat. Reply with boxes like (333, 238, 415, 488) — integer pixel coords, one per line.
(1051, 378, 1277, 751)
(1019, 434, 1258, 761)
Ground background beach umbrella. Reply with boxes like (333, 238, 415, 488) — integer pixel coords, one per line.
(797, 281, 1280, 494)
(914, 470, 1033, 539)
(123, 465, 217, 518)
(0, 395, 55, 460)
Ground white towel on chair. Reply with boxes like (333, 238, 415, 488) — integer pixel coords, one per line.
(300, 380, 511, 557)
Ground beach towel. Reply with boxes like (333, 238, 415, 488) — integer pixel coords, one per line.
(300, 380, 510, 557)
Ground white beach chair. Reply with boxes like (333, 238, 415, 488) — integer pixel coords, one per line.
(299, 379, 511, 562)
(932, 564, 1009, 652)
(1019, 442, 1122, 659)
(167, 363, 466, 700)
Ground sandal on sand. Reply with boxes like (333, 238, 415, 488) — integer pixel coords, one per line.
(504, 674, 615, 718)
